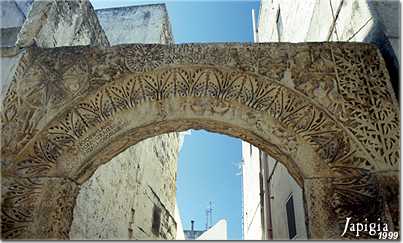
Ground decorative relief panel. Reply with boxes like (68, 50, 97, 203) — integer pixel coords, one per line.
(330, 168, 384, 237)
(331, 47, 400, 169)
(2, 44, 399, 170)
(1, 177, 42, 239)
(0, 43, 399, 239)
(1, 177, 79, 239)
(4, 66, 361, 177)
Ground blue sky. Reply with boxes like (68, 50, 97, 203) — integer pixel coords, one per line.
(177, 130, 243, 239)
(91, 0, 260, 240)
(91, 0, 259, 43)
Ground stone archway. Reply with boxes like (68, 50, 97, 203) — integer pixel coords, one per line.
(1, 43, 400, 240)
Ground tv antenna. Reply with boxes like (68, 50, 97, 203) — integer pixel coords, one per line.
(205, 201, 213, 230)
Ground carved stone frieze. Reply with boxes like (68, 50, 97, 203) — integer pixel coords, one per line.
(1, 177, 79, 239)
(3, 66, 361, 178)
(0, 43, 399, 239)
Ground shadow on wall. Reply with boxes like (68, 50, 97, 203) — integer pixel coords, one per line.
(365, 1, 400, 100)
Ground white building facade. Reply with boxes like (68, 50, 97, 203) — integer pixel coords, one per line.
(242, 142, 308, 240)
(256, 0, 399, 95)
(242, 142, 264, 240)
(243, 0, 399, 240)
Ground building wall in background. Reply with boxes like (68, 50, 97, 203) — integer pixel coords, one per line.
(246, 0, 400, 239)
(197, 219, 227, 240)
(0, 0, 32, 29)
(241, 142, 264, 240)
(70, 3, 180, 240)
(257, 0, 400, 97)
(0, 0, 30, 46)
(96, 4, 173, 45)
(16, 0, 109, 48)
(0, 0, 109, 101)
(261, 154, 307, 240)
(1, 1, 180, 240)
(70, 133, 180, 240)
(175, 204, 186, 240)
(241, 140, 308, 240)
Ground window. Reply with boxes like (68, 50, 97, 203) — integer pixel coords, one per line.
(151, 205, 162, 236)
(276, 8, 283, 42)
(286, 195, 297, 239)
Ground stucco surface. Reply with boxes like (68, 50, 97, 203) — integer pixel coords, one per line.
(242, 142, 264, 240)
(267, 156, 307, 240)
(69, 3, 179, 240)
(70, 133, 180, 240)
(242, 143, 307, 240)
(0, 1, 28, 29)
(0, 0, 109, 103)
(16, 0, 109, 48)
(96, 4, 173, 45)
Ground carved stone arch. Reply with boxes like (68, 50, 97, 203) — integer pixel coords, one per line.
(1, 43, 399, 239)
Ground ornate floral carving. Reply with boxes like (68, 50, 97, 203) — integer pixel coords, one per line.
(1, 43, 399, 239)
(124, 45, 165, 73)
(61, 67, 353, 167)
(1, 177, 79, 240)
(331, 46, 400, 169)
(330, 168, 384, 237)
(1, 177, 41, 239)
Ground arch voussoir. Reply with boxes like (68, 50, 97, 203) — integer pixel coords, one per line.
(1, 43, 399, 239)
(6, 65, 359, 180)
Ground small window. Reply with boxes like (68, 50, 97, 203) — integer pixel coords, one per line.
(152, 205, 162, 236)
(276, 8, 283, 42)
(250, 144, 253, 157)
(286, 195, 297, 239)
